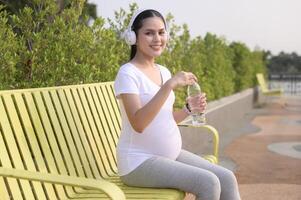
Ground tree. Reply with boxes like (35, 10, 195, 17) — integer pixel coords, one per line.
(0, 5, 22, 89)
(0, 0, 97, 23)
(0, 0, 125, 88)
(267, 52, 301, 73)
(230, 42, 254, 91)
(202, 33, 235, 100)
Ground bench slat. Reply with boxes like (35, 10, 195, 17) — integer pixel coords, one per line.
(0, 127, 20, 200)
(101, 85, 122, 140)
(78, 87, 114, 178)
(46, 90, 79, 176)
(51, 89, 88, 178)
(0, 95, 35, 200)
(70, 87, 109, 178)
(83, 86, 117, 176)
(58, 89, 95, 179)
(41, 90, 81, 198)
(63, 88, 103, 179)
(33, 91, 72, 199)
(0, 178, 10, 200)
(103, 84, 122, 131)
(15, 92, 58, 199)
(97, 86, 120, 146)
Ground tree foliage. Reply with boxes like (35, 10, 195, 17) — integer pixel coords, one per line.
(267, 52, 301, 73)
(0, 5, 22, 88)
(201, 33, 235, 99)
(0, 0, 97, 23)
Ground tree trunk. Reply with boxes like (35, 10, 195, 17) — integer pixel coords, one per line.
(57, 0, 64, 12)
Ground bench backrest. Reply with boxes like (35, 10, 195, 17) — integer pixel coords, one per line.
(0, 82, 121, 199)
(256, 73, 269, 92)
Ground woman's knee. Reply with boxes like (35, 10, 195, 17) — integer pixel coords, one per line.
(220, 168, 238, 186)
(193, 172, 221, 200)
(218, 169, 241, 200)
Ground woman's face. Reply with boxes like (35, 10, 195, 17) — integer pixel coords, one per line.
(136, 16, 168, 59)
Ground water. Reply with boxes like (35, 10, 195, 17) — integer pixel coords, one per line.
(191, 113, 206, 126)
(187, 82, 206, 126)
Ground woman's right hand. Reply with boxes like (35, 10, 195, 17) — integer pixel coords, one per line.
(167, 71, 198, 89)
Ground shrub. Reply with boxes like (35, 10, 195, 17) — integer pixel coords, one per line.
(0, 5, 22, 89)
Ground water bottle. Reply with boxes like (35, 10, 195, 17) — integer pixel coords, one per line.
(187, 82, 206, 126)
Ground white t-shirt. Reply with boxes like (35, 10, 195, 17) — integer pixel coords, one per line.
(114, 62, 182, 176)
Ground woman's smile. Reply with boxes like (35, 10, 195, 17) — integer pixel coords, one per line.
(150, 44, 163, 50)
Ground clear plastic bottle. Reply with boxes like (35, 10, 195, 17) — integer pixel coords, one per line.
(187, 82, 206, 126)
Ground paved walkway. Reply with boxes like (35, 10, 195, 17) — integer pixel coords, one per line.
(224, 96, 301, 200)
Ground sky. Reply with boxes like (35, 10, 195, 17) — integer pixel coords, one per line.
(88, 0, 301, 55)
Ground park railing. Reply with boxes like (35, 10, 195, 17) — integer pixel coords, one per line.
(269, 73, 301, 96)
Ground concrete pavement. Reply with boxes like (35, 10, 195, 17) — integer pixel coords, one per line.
(224, 95, 301, 200)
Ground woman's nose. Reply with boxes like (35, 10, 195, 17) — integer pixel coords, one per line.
(153, 32, 160, 41)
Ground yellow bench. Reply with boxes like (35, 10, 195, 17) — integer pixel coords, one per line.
(0, 82, 219, 200)
(256, 73, 283, 96)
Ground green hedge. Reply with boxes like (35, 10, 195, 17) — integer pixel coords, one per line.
(0, 2, 266, 107)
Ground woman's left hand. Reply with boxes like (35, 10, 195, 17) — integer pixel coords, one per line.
(186, 93, 207, 113)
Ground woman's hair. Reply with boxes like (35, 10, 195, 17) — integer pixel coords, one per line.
(130, 9, 166, 60)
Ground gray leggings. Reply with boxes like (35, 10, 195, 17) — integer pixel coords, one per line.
(120, 150, 241, 200)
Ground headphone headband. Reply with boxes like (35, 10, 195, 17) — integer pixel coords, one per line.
(128, 8, 149, 30)
(122, 8, 169, 45)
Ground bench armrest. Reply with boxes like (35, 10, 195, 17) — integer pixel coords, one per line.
(178, 123, 219, 163)
(0, 167, 125, 200)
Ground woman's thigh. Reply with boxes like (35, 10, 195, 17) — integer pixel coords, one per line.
(176, 150, 237, 182)
(176, 150, 230, 175)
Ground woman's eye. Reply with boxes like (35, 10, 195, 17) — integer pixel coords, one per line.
(144, 31, 166, 36)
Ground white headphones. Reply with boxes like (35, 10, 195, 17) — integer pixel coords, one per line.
(122, 8, 169, 45)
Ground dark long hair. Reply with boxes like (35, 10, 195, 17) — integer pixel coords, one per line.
(130, 9, 166, 60)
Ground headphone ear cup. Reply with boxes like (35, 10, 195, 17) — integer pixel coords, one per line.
(123, 29, 136, 45)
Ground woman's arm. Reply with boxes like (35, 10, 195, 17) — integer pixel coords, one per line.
(120, 71, 196, 133)
(173, 108, 190, 124)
